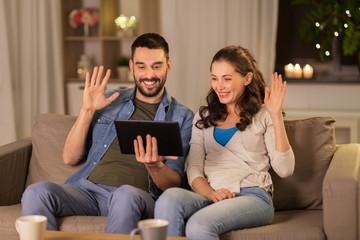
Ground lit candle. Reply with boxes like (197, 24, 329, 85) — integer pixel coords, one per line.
(293, 63, 303, 78)
(284, 63, 294, 79)
(303, 64, 314, 79)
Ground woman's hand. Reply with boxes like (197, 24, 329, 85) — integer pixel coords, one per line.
(209, 188, 235, 203)
(264, 73, 286, 117)
(134, 134, 178, 167)
(81, 66, 120, 113)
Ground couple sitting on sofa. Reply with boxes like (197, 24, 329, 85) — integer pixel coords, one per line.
(21, 33, 295, 240)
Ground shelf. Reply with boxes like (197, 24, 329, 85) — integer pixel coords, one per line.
(286, 78, 360, 84)
(102, 36, 135, 41)
(64, 36, 135, 41)
(61, 0, 136, 114)
(64, 36, 101, 41)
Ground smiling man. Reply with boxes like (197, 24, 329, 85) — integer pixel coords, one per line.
(131, 47, 168, 100)
(21, 33, 194, 234)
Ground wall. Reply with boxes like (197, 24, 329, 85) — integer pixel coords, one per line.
(284, 82, 360, 144)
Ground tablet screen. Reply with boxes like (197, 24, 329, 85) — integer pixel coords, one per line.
(114, 120, 184, 156)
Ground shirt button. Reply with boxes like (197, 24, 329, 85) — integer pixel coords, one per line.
(93, 162, 96, 165)
(97, 119, 101, 122)
(128, 112, 131, 115)
(104, 144, 107, 148)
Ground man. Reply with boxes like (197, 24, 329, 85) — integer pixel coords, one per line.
(21, 33, 194, 233)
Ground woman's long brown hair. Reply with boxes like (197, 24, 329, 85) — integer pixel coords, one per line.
(196, 46, 266, 131)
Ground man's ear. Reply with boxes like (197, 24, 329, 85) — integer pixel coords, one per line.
(167, 58, 172, 72)
(244, 72, 253, 86)
(129, 59, 134, 74)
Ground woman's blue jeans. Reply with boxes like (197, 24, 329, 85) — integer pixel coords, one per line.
(155, 187, 274, 240)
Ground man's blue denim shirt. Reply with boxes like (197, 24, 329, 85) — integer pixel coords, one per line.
(65, 87, 194, 199)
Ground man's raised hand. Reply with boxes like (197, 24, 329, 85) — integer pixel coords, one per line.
(82, 66, 120, 113)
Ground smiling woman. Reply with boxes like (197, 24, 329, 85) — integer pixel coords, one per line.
(155, 45, 294, 240)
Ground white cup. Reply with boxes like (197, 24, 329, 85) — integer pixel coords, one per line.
(15, 215, 47, 240)
(130, 219, 168, 240)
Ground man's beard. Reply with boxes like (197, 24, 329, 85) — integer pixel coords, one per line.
(135, 77, 166, 98)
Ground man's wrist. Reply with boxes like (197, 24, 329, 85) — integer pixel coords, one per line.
(79, 106, 96, 118)
(145, 160, 164, 170)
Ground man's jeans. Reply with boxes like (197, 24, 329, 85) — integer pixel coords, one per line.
(21, 179, 155, 233)
(155, 187, 274, 240)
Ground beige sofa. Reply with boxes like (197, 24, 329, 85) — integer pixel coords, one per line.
(0, 113, 359, 240)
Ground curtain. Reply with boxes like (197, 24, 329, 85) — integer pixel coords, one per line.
(0, 0, 65, 145)
(0, 0, 16, 145)
(160, 0, 279, 112)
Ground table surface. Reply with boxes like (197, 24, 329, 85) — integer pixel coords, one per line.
(44, 231, 188, 240)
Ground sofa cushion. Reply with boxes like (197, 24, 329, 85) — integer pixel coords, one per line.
(270, 117, 336, 211)
(57, 216, 106, 232)
(26, 114, 80, 186)
(220, 210, 324, 240)
(0, 204, 22, 240)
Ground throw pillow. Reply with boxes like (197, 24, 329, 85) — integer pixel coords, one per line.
(270, 117, 336, 210)
(26, 114, 80, 186)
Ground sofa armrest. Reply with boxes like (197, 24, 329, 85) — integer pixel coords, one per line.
(323, 144, 360, 240)
(0, 137, 32, 206)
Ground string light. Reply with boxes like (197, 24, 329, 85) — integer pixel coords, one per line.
(334, 31, 339, 37)
(316, 43, 321, 49)
(325, 51, 330, 56)
(344, 23, 349, 28)
(315, 22, 320, 27)
(346, 10, 352, 17)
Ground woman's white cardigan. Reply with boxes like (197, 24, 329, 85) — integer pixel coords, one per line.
(186, 106, 295, 193)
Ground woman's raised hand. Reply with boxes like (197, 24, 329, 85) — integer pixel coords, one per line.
(82, 66, 120, 113)
(264, 73, 286, 117)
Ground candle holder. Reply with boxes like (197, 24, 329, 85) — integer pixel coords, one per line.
(284, 63, 314, 79)
(293, 63, 303, 79)
(303, 64, 314, 79)
(284, 63, 294, 79)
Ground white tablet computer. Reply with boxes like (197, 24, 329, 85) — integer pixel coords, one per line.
(114, 120, 184, 156)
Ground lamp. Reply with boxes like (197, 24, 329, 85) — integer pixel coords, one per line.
(115, 14, 137, 37)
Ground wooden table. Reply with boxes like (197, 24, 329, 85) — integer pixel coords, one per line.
(44, 231, 188, 240)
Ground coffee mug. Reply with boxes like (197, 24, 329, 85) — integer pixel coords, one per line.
(130, 219, 169, 240)
(15, 215, 47, 240)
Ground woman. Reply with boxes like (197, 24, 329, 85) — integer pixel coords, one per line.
(155, 46, 295, 240)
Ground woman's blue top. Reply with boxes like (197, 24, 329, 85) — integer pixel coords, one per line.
(214, 127, 238, 146)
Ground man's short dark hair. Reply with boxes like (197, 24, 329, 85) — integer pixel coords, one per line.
(131, 33, 169, 60)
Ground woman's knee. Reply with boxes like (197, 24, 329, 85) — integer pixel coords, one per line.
(156, 188, 187, 207)
(186, 214, 217, 240)
(155, 188, 190, 219)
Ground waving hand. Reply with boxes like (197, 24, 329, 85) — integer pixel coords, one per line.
(82, 66, 120, 113)
(264, 73, 286, 117)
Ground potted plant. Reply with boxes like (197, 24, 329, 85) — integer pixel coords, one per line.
(292, 0, 360, 69)
(117, 56, 131, 81)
